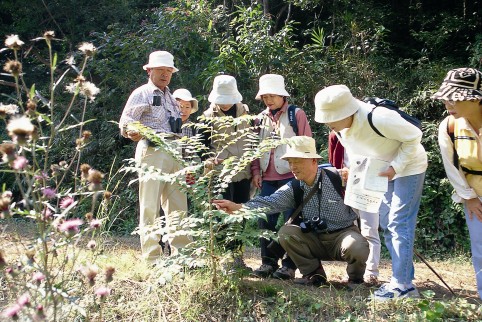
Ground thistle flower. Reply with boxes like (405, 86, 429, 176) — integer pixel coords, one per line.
(78, 42, 96, 56)
(89, 219, 101, 230)
(5, 34, 24, 50)
(12, 156, 28, 170)
(103, 190, 112, 201)
(58, 218, 83, 236)
(2, 303, 21, 320)
(87, 240, 96, 250)
(0, 103, 19, 119)
(80, 163, 91, 181)
(105, 265, 115, 283)
(94, 286, 111, 299)
(84, 212, 93, 221)
(80, 264, 99, 286)
(17, 293, 30, 307)
(59, 196, 74, 209)
(32, 272, 45, 284)
(0, 143, 16, 164)
(82, 130, 92, 140)
(34, 171, 48, 181)
(3, 60, 22, 77)
(66, 80, 100, 102)
(43, 30, 55, 41)
(42, 187, 56, 199)
(87, 170, 104, 191)
(41, 207, 52, 221)
(34, 305, 45, 320)
(7, 116, 35, 145)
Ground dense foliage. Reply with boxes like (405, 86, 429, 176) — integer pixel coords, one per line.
(1, 0, 481, 255)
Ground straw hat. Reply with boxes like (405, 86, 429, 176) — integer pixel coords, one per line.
(172, 88, 198, 112)
(208, 75, 243, 104)
(255, 74, 290, 100)
(431, 68, 482, 101)
(314, 85, 362, 123)
(280, 136, 322, 160)
(143, 51, 179, 72)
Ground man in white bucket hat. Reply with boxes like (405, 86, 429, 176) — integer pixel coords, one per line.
(119, 50, 191, 263)
(251, 74, 312, 280)
(214, 136, 369, 286)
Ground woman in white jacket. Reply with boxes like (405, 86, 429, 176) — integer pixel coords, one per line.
(433, 67, 482, 300)
(314, 84, 427, 301)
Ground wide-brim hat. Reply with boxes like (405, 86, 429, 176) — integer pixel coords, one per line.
(143, 51, 179, 72)
(208, 75, 243, 104)
(255, 74, 290, 100)
(431, 68, 482, 101)
(280, 136, 322, 160)
(314, 84, 362, 123)
(172, 88, 198, 112)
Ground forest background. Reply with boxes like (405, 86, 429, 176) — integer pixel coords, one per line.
(1, 0, 481, 255)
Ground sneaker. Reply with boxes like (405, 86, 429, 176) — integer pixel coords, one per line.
(372, 283, 420, 301)
(253, 264, 277, 278)
(273, 266, 296, 280)
(364, 274, 379, 286)
(294, 266, 327, 287)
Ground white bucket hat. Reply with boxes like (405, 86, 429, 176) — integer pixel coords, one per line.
(255, 74, 290, 100)
(280, 136, 322, 160)
(172, 88, 198, 112)
(143, 51, 179, 72)
(208, 75, 243, 104)
(314, 85, 362, 123)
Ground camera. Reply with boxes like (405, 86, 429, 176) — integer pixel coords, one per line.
(153, 95, 162, 106)
(300, 216, 328, 234)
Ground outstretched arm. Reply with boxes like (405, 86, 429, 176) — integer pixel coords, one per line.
(212, 199, 243, 214)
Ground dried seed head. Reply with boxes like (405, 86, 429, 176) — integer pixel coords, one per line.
(105, 265, 115, 283)
(5, 34, 24, 50)
(3, 60, 22, 77)
(103, 191, 112, 200)
(84, 212, 94, 221)
(82, 130, 92, 140)
(78, 42, 96, 56)
(0, 103, 19, 119)
(7, 116, 35, 145)
(43, 31, 55, 40)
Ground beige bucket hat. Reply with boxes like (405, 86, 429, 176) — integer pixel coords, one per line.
(281, 136, 322, 160)
(314, 84, 362, 123)
(172, 88, 198, 112)
(143, 51, 179, 72)
(255, 74, 290, 100)
(208, 75, 243, 104)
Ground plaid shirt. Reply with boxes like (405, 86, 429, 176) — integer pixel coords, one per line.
(119, 80, 181, 137)
(245, 167, 356, 232)
(181, 120, 196, 138)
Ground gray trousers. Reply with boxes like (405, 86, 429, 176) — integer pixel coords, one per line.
(279, 224, 369, 281)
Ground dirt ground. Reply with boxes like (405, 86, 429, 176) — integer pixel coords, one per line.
(1, 218, 480, 304)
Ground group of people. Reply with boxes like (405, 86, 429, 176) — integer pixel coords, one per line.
(119, 50, 482, 302)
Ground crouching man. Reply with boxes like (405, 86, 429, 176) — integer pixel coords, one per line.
(213, 136, 369, 286)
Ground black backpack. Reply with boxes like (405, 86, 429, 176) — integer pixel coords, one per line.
(260, 104, 300, 135)
(364, 97, 422, 138)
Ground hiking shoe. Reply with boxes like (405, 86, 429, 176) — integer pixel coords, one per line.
(372, 283, 420, 301)
(364, 274, 379, 286)
(294, 266, 327, 287)
(253, 264, 277, 278)
(272, 266, 296, 280)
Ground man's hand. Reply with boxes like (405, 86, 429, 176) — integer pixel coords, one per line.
(127, 130, 142, 142)
(252, 174, 262, 189)
(466, 198, 482, 222)
(379, 166, 396, 181)
(212, 199, 242, 214)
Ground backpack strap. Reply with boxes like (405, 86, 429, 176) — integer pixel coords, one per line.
(447, 115, 459, 169)
(320, 166, 345, 198)
(287, 105, 299, 135)
(292, 179, 303, 210)
(367, 106, 385, 137)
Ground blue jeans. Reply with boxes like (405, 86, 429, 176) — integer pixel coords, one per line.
(258, 178, 296, 268)
(379, 172, 425, 285)
(464, 201, 482, 299)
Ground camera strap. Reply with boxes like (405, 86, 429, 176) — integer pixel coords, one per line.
(286, 171, 323, 225)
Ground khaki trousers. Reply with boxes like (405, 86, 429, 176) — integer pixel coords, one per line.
(279, 224, 369, 281)
(135, 140, 190, 261)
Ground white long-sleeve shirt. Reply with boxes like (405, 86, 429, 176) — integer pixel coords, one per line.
(337, 102, 427, 179)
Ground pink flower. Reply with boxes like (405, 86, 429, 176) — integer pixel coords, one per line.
(59, 196, 74, 209)
(34, 171, 48, 181)
(17, 293, 30, 307)
(32, 272, 45, 283)
(41, 208, 52, 221)
(95, 286, 111, 297)
(42, 187, 56, 199)
(90, 219, 101, 229)
(2, 303, 21, 319)
(58, 219, 83, 235)
(12, 156, 28, 170)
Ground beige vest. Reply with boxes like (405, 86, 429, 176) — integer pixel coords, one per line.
(258, 109, 297, 175)
(203, 103, 252, 182)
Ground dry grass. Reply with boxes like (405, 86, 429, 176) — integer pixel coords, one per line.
(1, 218, 481, 321)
